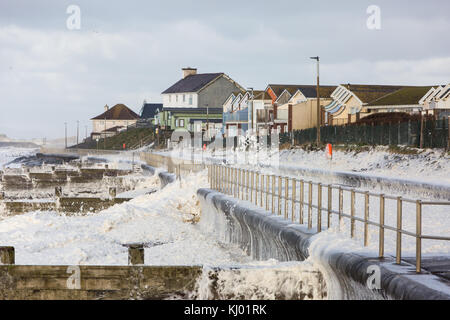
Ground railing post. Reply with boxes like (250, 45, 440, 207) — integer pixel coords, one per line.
(364, 191, 369, 247)
(350, 189, 355, 238)
(250, 171, 254, 203)
(379, 194, 385, 258)
(246, 170, 249, 201)
(266, 175, 270, 211)
(308, 181, 313, 229)
(396, 196, 403, 264)
(292, 179, 296, 222)
(255, 172, 259, 206)
(277, 176, 282, 216)
(260, 173, 263, 207)
(338, 187, 343, 229)
(327, 185, 332, 228)
(416, 200, 422, 273)
(271, 175, 275, 214)
(233, 168, 239, 199)
(317, 183, 322, 232)
(239, 168, 243, 199)
(284, 177, 289, 219)
(299, 179, 304, 224)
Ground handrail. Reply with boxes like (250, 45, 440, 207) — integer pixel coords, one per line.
(208, 164, 450, 274)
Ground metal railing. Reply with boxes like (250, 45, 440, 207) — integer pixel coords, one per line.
(208, 164, 450, 273)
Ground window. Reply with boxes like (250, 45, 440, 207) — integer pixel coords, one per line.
(176, 95, 178, 102)
(169, 95, 171, 103)
(175, 119, 179, 127)
(180, 119, 185, 127)
(183, 94, 186, 102)
(189, 95, 193, 105)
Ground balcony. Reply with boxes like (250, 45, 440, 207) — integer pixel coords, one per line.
(223, 109, 249, 123)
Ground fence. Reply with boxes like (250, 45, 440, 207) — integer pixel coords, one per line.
(208, 164, 450, 273)
(280, 118, 449, 148)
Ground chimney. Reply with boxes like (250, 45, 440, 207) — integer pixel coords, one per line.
(182, 67, 197, 79)
(104, 104, 109, 111)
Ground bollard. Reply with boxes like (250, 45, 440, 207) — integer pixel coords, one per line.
(55, 186, 62, 198)
(0, 246, 15, 264)
(128, 244, 145, 265)
(109, 187, 117, 198)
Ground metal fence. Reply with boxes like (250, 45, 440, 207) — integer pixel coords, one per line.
(208, 164, 450, 273)
(280, 118, 449, 148)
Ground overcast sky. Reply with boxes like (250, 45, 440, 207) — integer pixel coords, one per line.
(1, 0, 449, 139)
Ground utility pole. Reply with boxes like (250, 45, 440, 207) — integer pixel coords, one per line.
(64, 122, 67, 149)
(310, 56, 320, 145)
(104, 115, 107, 150)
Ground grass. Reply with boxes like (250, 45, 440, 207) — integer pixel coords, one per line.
(73, 128, 155, 150)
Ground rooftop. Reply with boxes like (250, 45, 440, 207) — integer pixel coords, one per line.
(162, 73, 223, 94)
(91, 104, 140, 120)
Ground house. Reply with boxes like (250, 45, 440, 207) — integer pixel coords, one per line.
(363, 86, 433, 116)
(140, 101, 163, 122)
(222, 90, 273, 137)
(324, 85, 442, 125)
(273, 85, 337, 132)
(420, 84, 450, 119)
(324, 85, 407, 125)
(157, 67, 244, 134)
(91, 104, 140, 140)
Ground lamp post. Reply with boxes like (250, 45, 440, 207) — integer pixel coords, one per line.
(310, 56, 320, 145)
(64, 122, 67, 149)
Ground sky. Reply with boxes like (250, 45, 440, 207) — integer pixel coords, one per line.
(0, 0, 449, 139)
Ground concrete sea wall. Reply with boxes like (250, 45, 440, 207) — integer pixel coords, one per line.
(197, 188, 450, 300)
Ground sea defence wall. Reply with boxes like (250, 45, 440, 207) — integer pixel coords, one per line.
(197, 188, 450, 300)
(0, 264, 201, 300)
(158, 172, 176, 189)
(270, 164, 450, 201)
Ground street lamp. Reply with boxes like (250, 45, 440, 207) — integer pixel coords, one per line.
(64, 122, 67, 149)
(310, 56, 320, 145)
